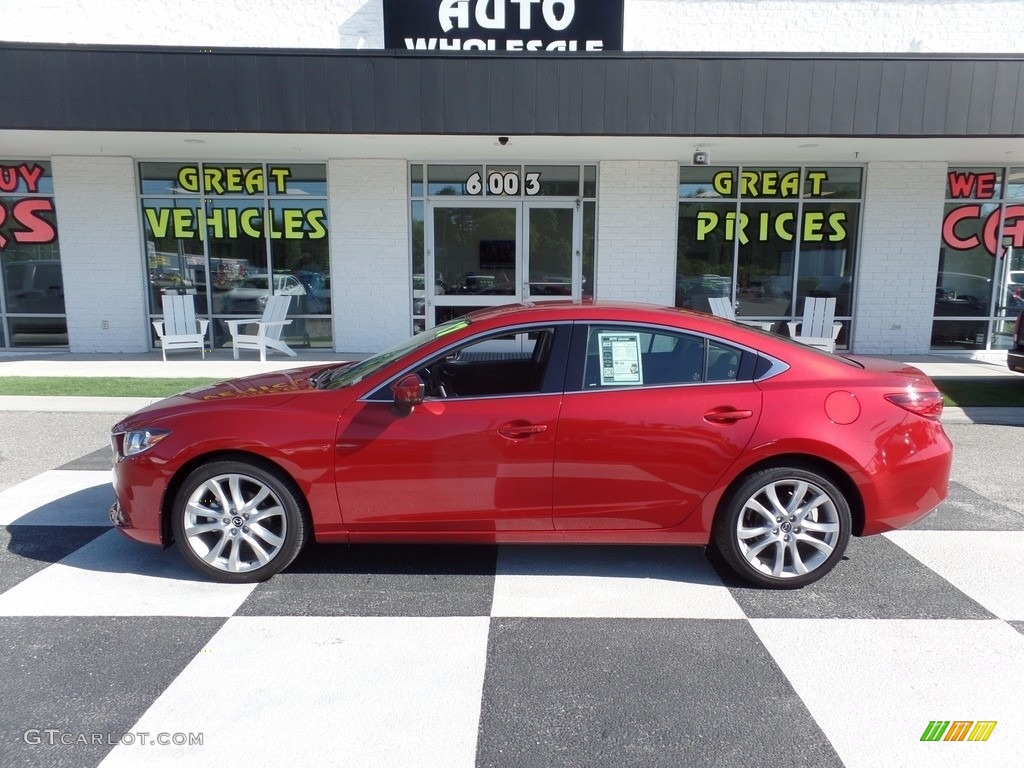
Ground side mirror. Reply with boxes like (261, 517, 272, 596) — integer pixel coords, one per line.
(391, 373, 425, 408)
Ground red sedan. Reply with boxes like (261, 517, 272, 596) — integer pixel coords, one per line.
(110, 302, 952, 588)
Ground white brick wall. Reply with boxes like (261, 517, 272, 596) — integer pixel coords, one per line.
(852, 161, 946, 355)
(50, 156, 148, 353)
(596, 161, 679, 305)
(330, 159, 411, 353)
(6, 1, 1023, 54)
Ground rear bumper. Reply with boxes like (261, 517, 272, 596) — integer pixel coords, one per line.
(1008, 349, 1024, 374)
(858, 417, 953, 536)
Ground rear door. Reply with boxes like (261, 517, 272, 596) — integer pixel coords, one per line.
(552, 323, 762, 531)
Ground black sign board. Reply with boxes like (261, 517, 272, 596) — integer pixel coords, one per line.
(383, 0, 624, 53)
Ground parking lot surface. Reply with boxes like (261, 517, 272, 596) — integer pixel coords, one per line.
(0, 411, 1022, 768)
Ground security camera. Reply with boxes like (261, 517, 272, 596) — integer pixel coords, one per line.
(692, 150, 710, 166)
(498, 136, 509, 146)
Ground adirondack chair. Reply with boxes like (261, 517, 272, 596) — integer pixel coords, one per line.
(707, 296, 774, 331)
(152, 294, 209, 361)
(787, 296, 842, 352)
(225, 294, 296, 361)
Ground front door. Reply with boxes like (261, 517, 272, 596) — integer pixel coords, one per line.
(426, 201, 581, 327)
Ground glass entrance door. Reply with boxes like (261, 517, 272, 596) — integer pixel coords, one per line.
(525, 202, 580, 301)
(425, 201, 580, 327)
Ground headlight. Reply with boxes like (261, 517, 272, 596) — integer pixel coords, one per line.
(120, 428, 171, 458)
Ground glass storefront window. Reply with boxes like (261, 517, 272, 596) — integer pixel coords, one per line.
(934, 166, 1024, 350)
(524, 165, 580, 196)
(426, 164, 482, 195)
(139, 161, 331, 350)
(677, 165, 861, 346)
(0, 160, 67, 347)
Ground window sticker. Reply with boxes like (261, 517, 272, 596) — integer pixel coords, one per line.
(598, 332, 643, 386)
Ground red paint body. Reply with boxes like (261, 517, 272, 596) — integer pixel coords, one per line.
(111, 303, 952, 552)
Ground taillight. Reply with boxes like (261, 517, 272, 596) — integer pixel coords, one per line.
(1015, 312, 1023, 345)
(885, 391, 944, 420)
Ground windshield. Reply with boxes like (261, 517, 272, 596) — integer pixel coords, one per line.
(325, 317, 471, 389)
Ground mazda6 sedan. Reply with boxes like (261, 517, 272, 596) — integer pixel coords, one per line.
(110, 302, 952, 588)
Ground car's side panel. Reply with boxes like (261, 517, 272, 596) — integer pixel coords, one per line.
(552, 383, 762, 530)
(112, 399, 345, 545)
(334, 394, 561, 531)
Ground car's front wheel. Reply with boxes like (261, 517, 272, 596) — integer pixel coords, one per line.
(712, 465, 851, 588)
(171, 459, 308, 583)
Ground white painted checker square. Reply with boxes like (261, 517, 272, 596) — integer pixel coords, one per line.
(0, 470, 113, 525)
(99, 616, 490, 768)
(885, 531, 1024, 620)
(751, 619, 1024, 768)
(0, 530, 255, 617)
(491, 545, 744, 618)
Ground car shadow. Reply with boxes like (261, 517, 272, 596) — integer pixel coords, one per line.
(285, 541, 727, 587)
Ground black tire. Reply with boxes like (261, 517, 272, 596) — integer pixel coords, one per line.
(712, 464, 851, 589)
(171, 459, 309, 583)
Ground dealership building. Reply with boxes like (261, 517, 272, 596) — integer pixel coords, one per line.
(2, 0, 1023, 359)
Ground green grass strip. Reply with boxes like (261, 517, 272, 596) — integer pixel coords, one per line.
(931, 377, 1024, 408)
(0, 377, 220, 398)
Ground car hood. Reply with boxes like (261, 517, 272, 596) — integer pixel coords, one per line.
(112, 365, 337, 431)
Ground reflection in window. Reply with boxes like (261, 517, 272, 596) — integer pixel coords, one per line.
(0, 161, 66, 347)
(677, 166, 861, 348)
(934, 167, 1024, 350)
(433, 207, 517, 296)
(139, 162, 332, 350)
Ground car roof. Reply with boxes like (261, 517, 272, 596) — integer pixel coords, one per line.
(465, 300, 712, 326)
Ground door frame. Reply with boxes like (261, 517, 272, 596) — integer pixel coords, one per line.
(425, 199, 583, 328)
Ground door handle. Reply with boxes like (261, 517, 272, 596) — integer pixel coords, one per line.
(704, 407, 754, 424)
(498, 422, 548, 439)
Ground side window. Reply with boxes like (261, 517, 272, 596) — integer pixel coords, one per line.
(707, 339, 741, 382)
(582, 326, 705, 388)
(415, 327, 556, 399)
(580, 326, 747, 388)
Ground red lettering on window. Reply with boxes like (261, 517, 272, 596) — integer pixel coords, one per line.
(984, 204, 1024, 255)
(941, 205, 981, 250)
(0, 163, 46, 194)
(11, 199, 57, 245)
(947, 171, 998, 199)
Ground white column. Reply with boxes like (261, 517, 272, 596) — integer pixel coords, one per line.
(329, 158, 411, 353)
(51, 155, 148, 353)
(853, 161, 946, 354)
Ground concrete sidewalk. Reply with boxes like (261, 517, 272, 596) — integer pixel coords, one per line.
(0, 349, 1021, 425)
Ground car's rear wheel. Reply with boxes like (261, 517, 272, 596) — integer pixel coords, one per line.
(712, 465, 851, 588)
(171, 459, 308, 583)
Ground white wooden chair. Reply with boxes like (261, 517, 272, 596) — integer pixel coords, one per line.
(707, 296, 774, 331)
(152, 294, 209, 361)
(787, 296, 842, 352)
(225, 294, 296, 361)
